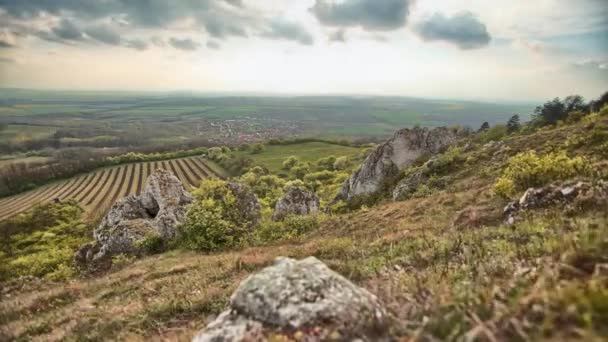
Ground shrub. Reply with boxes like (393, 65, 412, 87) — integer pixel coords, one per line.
(493, 151, 592, 198)
(180, 179, 254, 251)
(316, 156, 336, 171)
(135, 233, 166, 255)
(0, 200, 89, 281)
(478, 125, 508, 143)
(332, 156, 349, 171)
(290, 163, 310, 180)
(251, 143, 265, 154)
(282, 156, 299, 170)
(255, 215, 320, 243)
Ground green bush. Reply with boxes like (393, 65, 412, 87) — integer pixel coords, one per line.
(255, 215, 320, 243)
(493, 151, 592, 198)
(477, 125, 508, 143)
(135, 233, 166, 255)
(180, 179, 254, 251)
(251, 143, 265, 154)
(0, 200, 89, 281)
(282, 156, 299, 170)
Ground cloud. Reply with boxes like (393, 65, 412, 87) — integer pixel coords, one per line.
(224, 0, 243, 8)
(414, 12, 491, 50)
(124, 38, 148, 51)
(52, 19, 85, 41)
(311, 0, 411, 31)
(262, 19, 314, 45)
(0, 29, 18, 48)
(169, 37, 200, 51)
(207, 41, 221, 50)
(204, 18, 247, 39)
(85, 25, 121, 45)
(328, 29, 346, 43)
(0, 56, 15, 63)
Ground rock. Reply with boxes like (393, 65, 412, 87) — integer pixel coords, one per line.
(226, 182, 262, 229)
(504, 180, 608, 224)
(335, 127, 461, 202)
(193, 257, 389, 342)
(452, 205, 501, 229)
(272, 186, 320, 221)
(75, 169, 192, 270)
(392, 168, 428, 201)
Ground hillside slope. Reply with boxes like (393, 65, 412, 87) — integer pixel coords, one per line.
(1, 115, 607, 341)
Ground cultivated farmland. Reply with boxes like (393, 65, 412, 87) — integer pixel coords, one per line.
(0, 157, 224, 221)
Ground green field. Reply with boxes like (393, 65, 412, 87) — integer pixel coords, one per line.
(0, 124, 56, 142)
(233, 142, 366, 173)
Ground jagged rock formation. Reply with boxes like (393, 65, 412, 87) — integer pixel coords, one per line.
(392, 166, 429, 201)
(74, 169, 192, 270)
(504, 180, 608, 224)
(225, 182, 262, 229)
(193, 257, 389, 342)
(336, 127, 461, 202)
(272, 186, 320, 221)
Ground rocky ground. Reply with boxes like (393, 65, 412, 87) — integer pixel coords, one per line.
(1, 116, 607, 341)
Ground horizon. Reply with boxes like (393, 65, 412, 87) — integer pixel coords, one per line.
(0, 0, 607, 102)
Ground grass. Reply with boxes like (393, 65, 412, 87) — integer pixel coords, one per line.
(0, 115, 605, 341)
(233, 142, 365, 173)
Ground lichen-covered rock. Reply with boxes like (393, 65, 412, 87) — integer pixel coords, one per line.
(226, 182, 261, 229)
(504, 180, 608, 224)
(335, 126, 461, 202)
(272, 186, 320, 221)
(75, 169, 192, 270)
(193, 257, 389, 342)
(392, 168, 428, 201)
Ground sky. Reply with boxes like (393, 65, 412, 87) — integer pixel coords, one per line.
(0, 0, 606, 102)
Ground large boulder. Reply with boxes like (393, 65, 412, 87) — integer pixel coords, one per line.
(193, 257, 389, 341)
(272, 186, 320, 221)
(335, 126, 461, 202)
(75, 169, 192, 270)
(504, 180, 608, 224)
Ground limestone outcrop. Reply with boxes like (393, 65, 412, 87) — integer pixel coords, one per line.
(74, 169, 192, 270)
(504, 180, 608, 224)
(272, 186, 320, 221)
(193, 257, 389, 341)
(335, 127, 461, 202)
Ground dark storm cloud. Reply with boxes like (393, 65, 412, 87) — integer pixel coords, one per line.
(0, 40, 14, 48)
(262, 19, 314, 45)
(0, 0, 315, 48)
(169, 37, 200, 51)
(311, 0, 412, 31)
(85, 25, 121, 45)
(52, 19, 85, 41)
(414, 12, 491, 50)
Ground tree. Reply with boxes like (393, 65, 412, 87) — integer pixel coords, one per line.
(506, 114, 521, 133)
(478, 122, 490, 132)
(589, 91, 608, 113)
(251, 143, 265, 154)
(282, 156, 298, 170)
(563, 95, 586, 114)
(532, 97, 566, 126)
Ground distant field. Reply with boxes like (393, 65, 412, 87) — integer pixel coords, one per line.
(0, 89, 535, 142)
(234, 142, 365, 173)
(0, 157, 226, 221)
(0, 124, 56, 142)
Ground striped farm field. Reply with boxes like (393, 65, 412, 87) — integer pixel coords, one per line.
(0, 157, 226, 221)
